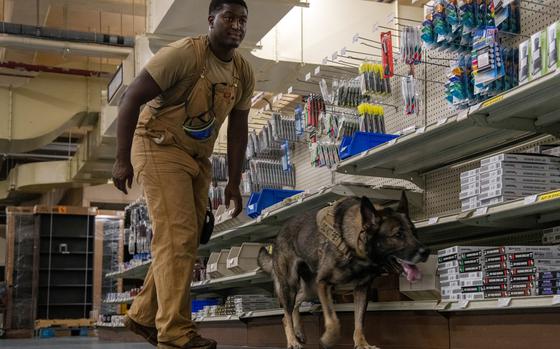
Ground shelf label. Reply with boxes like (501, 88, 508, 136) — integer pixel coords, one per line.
(539, 190, 560, 202)
(415, 126, 426, 134)
(436, 118, 448, 126)
(457, 110, 469, 122)
(458, 300, 469, 309)
(482, 95, 504, 108)
(353, 33, 360, 43)
(360, 150, 369, 158)
(473, 207, 488, 217)
(305, 72, 311, 81)
(314, 66, 321, 76)
(288, 86, 293, 94)
(469, 103, 482, 114)
(524, 195, 538, 205)
(402, 126, 416, 135)
(298, 196, 304, 203)
(497, 297, 511, 307)
(388, 139, 397, 146)
(552, 295, 560, 305)
(428, 217, 439, 225)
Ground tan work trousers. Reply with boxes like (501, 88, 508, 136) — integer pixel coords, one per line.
(127, 135, 211, 348)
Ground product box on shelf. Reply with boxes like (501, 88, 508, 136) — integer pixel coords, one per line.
(480, 168, 560, 180)
(546, 22, 558, 73)
(481, 153, 560, 166)
(480, 175, 558, 187)
(460, 168, 480, 180)
(543, 146, 560, 157)
(478, 188, 540, 201)
(529, 31, 546, 80)
(479, 161, 560, 173)
(519, 39, 530, 85)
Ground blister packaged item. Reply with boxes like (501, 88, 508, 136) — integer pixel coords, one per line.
(400, 26, 423, 65)
(401, 75, 421, 115)
(530, 31, 545, 80)
(381, 31, 395, 78)
(547, 22, 559, 73)
(519, 40, 530, 85)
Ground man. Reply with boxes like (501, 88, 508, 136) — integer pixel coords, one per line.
(111, 1, 254, 348)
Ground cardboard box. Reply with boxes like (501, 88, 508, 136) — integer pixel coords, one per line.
(479, 188, 538, 201)
(480, 168, 560, 180)
(480, 175, 556, 187)
(480, 161, 560, 173)
(460, 168, 480, 180)
(461, 175, 480, 185)
(481, 153, 560, 166)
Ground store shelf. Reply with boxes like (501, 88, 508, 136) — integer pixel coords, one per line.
(441, 295, 560, 312)
(105, 260, 151, 280)
(96, 323, 125, 328)
(335, 116, 534, 187)
(470, 70, 560, 135)
(199, 183, 418, 254)
(415, 189, 560, 245)
(191, 270, 270, 293)
(103, 297, 135, 305)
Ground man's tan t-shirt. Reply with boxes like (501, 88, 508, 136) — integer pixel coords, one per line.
(143, 36, 255, 115)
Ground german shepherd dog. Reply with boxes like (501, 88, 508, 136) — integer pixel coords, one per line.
(258, 193, 430, 349)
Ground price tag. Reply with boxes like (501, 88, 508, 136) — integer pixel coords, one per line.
(264, 211, 271, 218)
(322, 57, 328, 65)
(352, 33, 360, 43)
(247, 311, 254, 317)
(288, 86, 293, 94)
(457, 110, 469, 121)
(469, 103, 482, 114)
(473, 207, 488, 217)
(428, 217, 439, 225)
(227, 315, 233, 320)
(340, 47, 347, 56)
(497, 297, 511, 307)
(387, 13, 395, 24)
(256, 216, 262, 223)
(360, 150, 369, 158)
(458, 300, 469, 309)
(314, 66, 321, 76)
(402, 126, 416, 135)
(552, 295, 560, 305)
(388, 139, 397, 146)
(298, 196, 304, 203)
(436, 118, 448, 126)
(305, 72, 311, 81)
(524, 195, 538, 205)
(331, 51, 338, 60)
(415, 126, 426, 134)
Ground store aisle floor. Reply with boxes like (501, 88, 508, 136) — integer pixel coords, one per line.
(0, 338, 280, 349)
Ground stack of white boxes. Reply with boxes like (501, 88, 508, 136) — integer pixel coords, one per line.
(460, 152, 560, 211)
(460, 169, 480, 212)
(438, 246, 486, 301)
(481, 246, 560, 298)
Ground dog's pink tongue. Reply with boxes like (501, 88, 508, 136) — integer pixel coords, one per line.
(403, 263, 422, 282)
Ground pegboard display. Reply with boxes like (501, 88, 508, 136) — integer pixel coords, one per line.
(292, 141, 334, 191)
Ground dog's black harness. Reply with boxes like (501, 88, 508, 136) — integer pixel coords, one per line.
(316, 202, 368, 261)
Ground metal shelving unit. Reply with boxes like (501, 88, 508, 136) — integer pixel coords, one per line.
(416, 190, 560, 245)
(191, 270, 270, 293)
(105, 260, 151, 280)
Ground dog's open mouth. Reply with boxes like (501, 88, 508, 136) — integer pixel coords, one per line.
(395, 258, 422, 282)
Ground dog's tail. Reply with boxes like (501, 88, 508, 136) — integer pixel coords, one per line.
(257, 246, 273, 274)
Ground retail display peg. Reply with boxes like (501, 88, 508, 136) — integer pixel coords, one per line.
(314, 66, 321, 75)
(353, 33, 359, 43)
(305, 72, 311, 81)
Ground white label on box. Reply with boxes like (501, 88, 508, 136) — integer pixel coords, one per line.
(524, 195, 538, 205)
(474, 207, 488, 216)
(458, 300, 469, 309)
(497, 297, 511, 307)
(428, 217, 439, 225)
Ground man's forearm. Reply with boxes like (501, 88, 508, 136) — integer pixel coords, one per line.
(227, 121, 248, 185)
(116, 99, 142, 162)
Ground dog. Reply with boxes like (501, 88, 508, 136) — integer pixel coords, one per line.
(258, 193, 430, 349)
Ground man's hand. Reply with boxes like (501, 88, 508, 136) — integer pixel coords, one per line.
(112, 159, 134, 195)
(224, 182, 243, 218)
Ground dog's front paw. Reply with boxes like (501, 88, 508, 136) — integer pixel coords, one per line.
(354, 345, 380, 349)
(287, 340, 304, 349)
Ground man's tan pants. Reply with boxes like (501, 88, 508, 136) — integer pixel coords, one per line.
(127, 136, 211, 348)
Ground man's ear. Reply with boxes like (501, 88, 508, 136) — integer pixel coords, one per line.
(360, 196, 378, 227)
(208, 15, 215, 28)
(396, 191, 409, 215)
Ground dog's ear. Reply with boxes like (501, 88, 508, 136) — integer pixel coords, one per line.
(360, 196, 378, 224)
(396, 191, 409, 215)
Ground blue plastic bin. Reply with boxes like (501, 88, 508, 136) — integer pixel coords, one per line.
(39, 328, 55, 338)
(339, 132, 399, 160)
(192, 299, 220, 313)
(246, 189, 303, 218)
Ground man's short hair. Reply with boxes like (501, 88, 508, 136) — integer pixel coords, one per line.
(209, 0, 248, 15)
